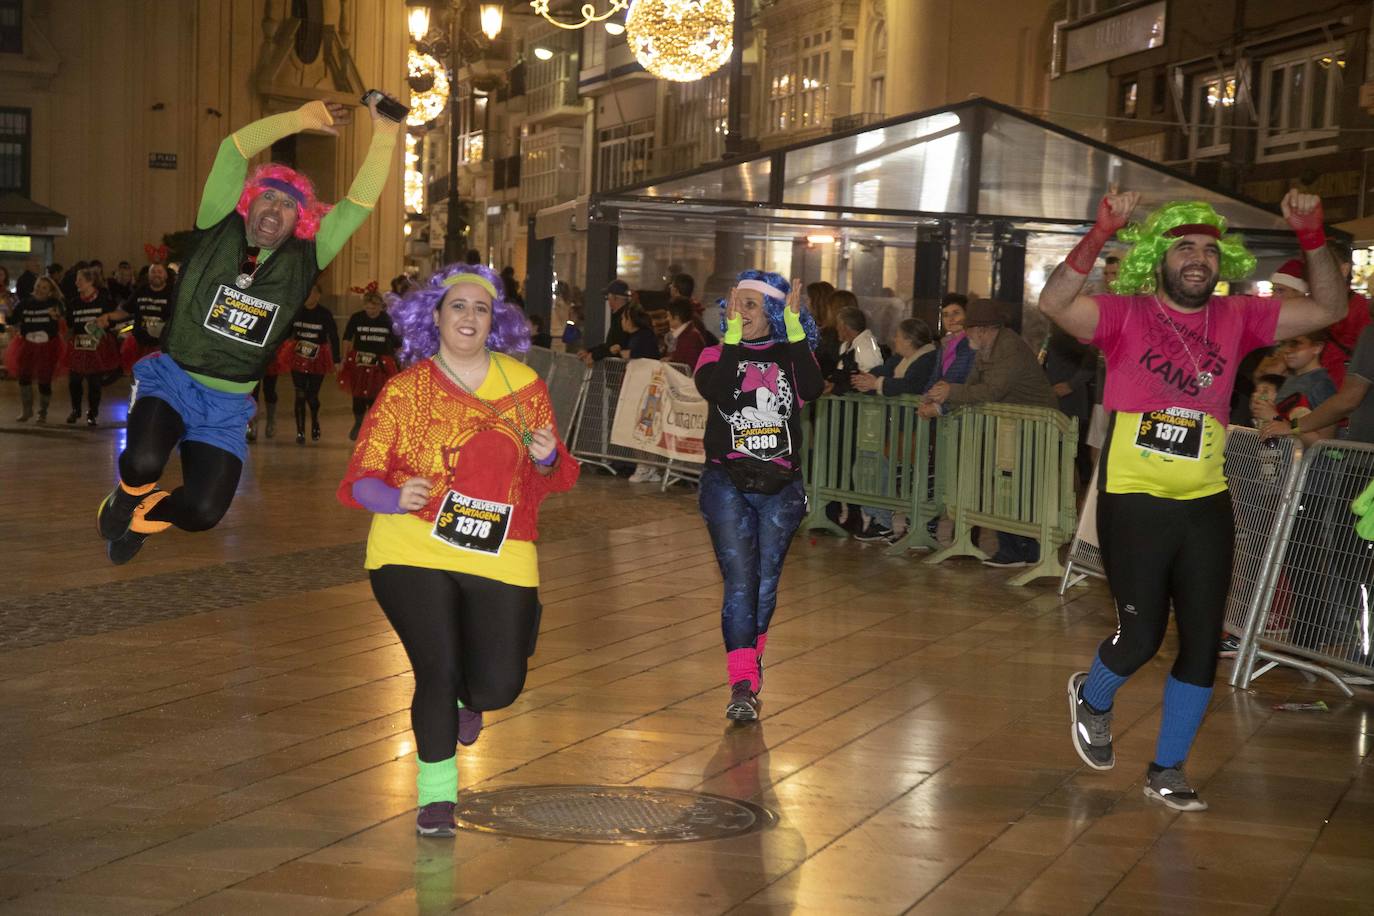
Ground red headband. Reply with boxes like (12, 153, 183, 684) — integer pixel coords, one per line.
(143, 243, 170, 264)
(1164, 224, 1222, 239)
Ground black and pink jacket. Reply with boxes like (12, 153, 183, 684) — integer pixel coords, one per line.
(693, 336, 824, 475)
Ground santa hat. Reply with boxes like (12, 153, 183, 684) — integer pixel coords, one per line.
(1270, 259, 1308, 295)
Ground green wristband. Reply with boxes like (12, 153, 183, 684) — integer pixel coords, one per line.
(723, 315, 743, 345)
(783, 308, 806, 343)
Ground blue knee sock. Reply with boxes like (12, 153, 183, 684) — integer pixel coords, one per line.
(1081, 653, 1128, 712)
(1153, 675, 1212, 769)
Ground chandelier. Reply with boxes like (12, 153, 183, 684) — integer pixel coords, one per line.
(530, 0, 629, 30)
(406, 48, 450, 127)
(626, 0, 734, 82)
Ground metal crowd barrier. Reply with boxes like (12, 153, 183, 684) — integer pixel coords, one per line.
(1231, 438, 1374, 697)
(569, 358, 701, 487)
(801, 393, 948, 553)
(928, 404, 1078, 586)
(1059, 465, 1104, 593)
(516, 345, 590, 443)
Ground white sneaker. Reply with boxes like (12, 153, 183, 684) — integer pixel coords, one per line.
(628, 466, 652, 483)
(643, 468, 663, 482)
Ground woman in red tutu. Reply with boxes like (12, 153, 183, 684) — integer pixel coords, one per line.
(286, 278, 339, 443)
(65, 267, 122, 426)
(5, 275, 66, 422)
(339, 282, 399, 440)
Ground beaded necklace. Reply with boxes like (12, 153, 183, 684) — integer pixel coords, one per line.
(432, 350, 534, 446)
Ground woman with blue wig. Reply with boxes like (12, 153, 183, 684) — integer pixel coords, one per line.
(694, 270, 822, 721)
(337, 262, 580, 836)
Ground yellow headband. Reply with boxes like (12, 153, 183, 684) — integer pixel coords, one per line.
(441, 272, 499, 300)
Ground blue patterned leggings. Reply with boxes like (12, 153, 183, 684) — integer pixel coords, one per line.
(699, 466, 808, 650)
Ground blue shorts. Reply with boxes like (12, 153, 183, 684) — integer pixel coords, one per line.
(131, 354, 255, 463)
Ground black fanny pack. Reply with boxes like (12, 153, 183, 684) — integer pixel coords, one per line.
(723, 459, 795, 495)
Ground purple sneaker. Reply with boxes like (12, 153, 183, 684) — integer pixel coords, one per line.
(416, 801, 456, 837)
(457, 707, 483, 747)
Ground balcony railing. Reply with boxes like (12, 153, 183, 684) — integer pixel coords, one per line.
(832, 112, 885, 132)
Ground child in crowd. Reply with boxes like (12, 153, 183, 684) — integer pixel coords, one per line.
(1274, 330, 1338, 445)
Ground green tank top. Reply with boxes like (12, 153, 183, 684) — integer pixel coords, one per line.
(161, 212, 320, 384)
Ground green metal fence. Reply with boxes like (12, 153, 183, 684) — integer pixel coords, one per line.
(802, 394, 951, 553)
(926, 403, 1079, 586)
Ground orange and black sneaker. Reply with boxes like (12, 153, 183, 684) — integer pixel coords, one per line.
(107, 491, 171, 566)
(96, 483, 158, 541)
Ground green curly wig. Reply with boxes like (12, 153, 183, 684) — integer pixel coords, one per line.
(1109, 200, 1257, 295)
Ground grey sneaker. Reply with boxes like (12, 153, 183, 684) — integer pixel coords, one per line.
(725, 681, 760, 722)
(1067, 671, 1115, 770)
(416, 801, 457, 837)
(1144, 765, 1208, 811)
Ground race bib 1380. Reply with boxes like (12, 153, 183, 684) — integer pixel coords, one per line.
(203, 285, 282, 348)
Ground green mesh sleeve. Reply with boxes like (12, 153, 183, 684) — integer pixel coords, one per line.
(314, 121, 400, 268)
(344, 120, 400, 209)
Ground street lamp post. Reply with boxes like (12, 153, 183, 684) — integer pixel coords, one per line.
(443, 0, 467, 264)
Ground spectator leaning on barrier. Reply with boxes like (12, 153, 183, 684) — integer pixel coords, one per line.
(920, 298, 1057, 568)
(923, 293, 975, 393)
(850, 317, 937, 398)
(580, 279, 633, 364)
(1319, 243, 1369, 388)
(665, 298, 706, 367)
(829, 297, 882, 395)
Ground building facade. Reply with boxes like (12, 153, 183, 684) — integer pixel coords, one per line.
(406, 0, 1058, 309)
(0, 0, 410, 306)
(1048, 1, 1374, 229)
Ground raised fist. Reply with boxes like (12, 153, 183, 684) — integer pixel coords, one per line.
(1281, 189, 1324, 233)
(1096, 191, 1140, 234)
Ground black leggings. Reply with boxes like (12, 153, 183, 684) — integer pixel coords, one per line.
(352, 396, 375, 419)
(119, 396, 243, 531)
(18, 380, 53, 396)
(252, 374, 278, 405)
(69, 371, 105, 416)
(1096, 490, 1233, 687)
(292, 371, 323, 432)
(370, 565, 541, 763)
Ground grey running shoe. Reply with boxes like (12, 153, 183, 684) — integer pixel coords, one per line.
(416, 801, 457, 837)
(1067, 671, 1115, 770)
(1144, 765, 1208, 812)
(457, 706, 483, 746)
(725, 681, 760, 722)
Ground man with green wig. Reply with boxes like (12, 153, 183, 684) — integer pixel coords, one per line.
(1039, 188, 1344, 811)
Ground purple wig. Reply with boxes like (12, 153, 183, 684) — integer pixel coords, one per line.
(389, 262, 530, 366)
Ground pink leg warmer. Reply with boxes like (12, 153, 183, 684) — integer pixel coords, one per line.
(727, 648, 759, 692)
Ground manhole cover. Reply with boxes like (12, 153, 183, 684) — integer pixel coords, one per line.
(455, 784, 776, 844)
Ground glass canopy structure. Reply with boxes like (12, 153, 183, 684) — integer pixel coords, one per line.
(552, 98, 1333, 340)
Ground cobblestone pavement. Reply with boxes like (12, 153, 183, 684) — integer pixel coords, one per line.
(1, 477, 692, 650)
(0, 541, 370, 649)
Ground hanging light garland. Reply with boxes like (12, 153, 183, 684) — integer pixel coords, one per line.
(407, 48, 450, 127)
(626, 0, 734, 83)
(530, 0, 629, 30)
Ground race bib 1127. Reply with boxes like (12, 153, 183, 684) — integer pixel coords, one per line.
(203, 285, 281, 348)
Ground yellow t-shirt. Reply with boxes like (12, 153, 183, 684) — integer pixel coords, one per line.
(1102, 408, 1228, 500)
(362, 353, 541, 587)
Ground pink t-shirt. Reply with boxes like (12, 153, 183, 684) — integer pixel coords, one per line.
(1090, 294, 1281, 423)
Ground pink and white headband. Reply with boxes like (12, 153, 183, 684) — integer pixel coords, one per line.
(736, 279, 788, 300)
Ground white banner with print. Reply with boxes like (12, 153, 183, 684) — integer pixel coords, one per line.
(610, 359, 707, 463)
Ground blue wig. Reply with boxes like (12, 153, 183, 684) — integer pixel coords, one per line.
(388, 262, 530, 365)
(718, 269, 820, 348)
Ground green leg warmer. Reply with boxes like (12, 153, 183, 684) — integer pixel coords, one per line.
(416, 755, 457, 806)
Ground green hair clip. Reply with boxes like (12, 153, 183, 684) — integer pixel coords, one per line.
(1109, 200, 1257, 295)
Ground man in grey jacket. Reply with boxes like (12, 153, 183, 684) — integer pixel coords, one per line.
(920, 298, 1058, 566)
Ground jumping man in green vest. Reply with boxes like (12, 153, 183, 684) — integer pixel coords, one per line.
(97, 97, 400, 564)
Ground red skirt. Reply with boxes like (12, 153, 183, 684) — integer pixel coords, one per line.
(120, 336, 160, 375)
(337, 351, 398, 400)
(288, 340, 335, 376)
(5, 334, 66, 383)
(67, 331, 121, 375)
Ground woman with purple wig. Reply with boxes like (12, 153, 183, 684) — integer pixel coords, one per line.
(695, 270, 822, 721)
(338, 262, 580, 837)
